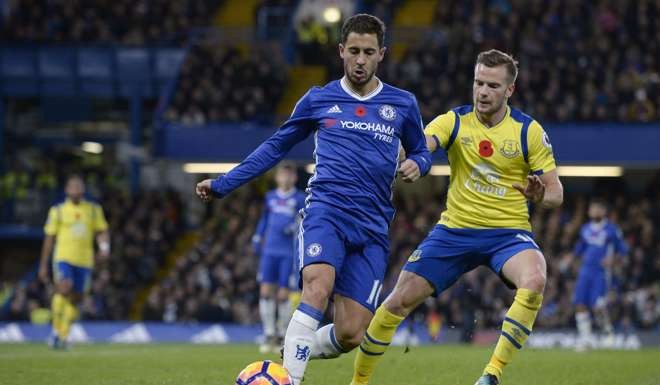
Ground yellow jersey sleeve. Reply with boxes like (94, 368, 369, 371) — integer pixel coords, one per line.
(44, 206, 59, 236)
(424, 111, 456, 150)
(527, 121, 556, 174)
(93, 204, 109, 232)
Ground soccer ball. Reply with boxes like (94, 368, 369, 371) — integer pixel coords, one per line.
(235, 360, 293, 385)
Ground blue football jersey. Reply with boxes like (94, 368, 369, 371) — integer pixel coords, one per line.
(212, 77, 431, 234)
(252, 188, 305, 257)
(574, 220, 628, 270)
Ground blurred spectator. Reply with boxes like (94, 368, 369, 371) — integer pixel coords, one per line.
(295, 15, 329, 64)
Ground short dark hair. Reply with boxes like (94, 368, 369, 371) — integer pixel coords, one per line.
(278, 161, 296, 172)
(476, 49, 519, 83)
(341, 14, 386, 48)
(66, 174, 84, 184)
(590, 197, 609, 210)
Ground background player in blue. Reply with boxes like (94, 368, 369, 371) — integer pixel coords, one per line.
(195, 14, 431, 385)
(253, 161, 305, 354)
(571, 198, 628, 350)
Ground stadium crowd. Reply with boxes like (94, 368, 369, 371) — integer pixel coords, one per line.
(1, 0, 221, 44)
(139, 173, 659, 334)
(4, 1, 655, 125)
(163, 43, 288, 125)
(384, 0, 658, 123)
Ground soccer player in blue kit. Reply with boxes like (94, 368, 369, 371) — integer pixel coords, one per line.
(253, 162, 306, 354)
(571, 198, 628, 350)
(196, 14, 431, 384)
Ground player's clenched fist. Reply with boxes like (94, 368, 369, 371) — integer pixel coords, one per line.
(398, 159, 421, 183)
(196, 179, 214, 202)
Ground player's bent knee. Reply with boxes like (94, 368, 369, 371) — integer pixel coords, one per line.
(300, 264, 335, 307)
(519, 270, 546, 293)
(260, 284, 275, 298)
(335, 325, 364, 351)
(300, 281, 333, 310)
(383, 272, 432, 317)
(277, 288, 289, 302)
(57, 280, 72, 295)
(70, 293, 83, 304)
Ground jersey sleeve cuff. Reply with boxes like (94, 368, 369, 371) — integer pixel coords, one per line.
(408, 154, 432, 177)
(431, 135, 441, 150)
(210, 178, 226, 198)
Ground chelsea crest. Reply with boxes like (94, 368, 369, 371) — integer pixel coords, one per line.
(378, 105, 396, 121)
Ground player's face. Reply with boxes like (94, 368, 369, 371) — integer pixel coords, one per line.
(65, 178, 85, 202)
(339, 32, 385, 88)
(275, 168, 296, 190)
(588, 202, 607, 221)
(473, 64, 515, 116)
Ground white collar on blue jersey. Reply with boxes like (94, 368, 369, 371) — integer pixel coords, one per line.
(276, 188, 296, 198)
(340, 76, 383, 101)
(589, 219, 608, 230)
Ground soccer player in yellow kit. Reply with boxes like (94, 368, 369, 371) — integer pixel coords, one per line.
(350, 49, 563, 385)
(38, 175, 109, 349)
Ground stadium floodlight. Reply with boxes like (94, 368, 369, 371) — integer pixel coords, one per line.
(429, 165, 451, 176)
(557, 166, 623, 177)
(81, 141, 103, 154)
(417, 165, 623, 177)
(182, 163, 238, 174)
(323, 7, 341, 23)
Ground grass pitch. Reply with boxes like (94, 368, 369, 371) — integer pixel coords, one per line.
(1, 343, 659, 385)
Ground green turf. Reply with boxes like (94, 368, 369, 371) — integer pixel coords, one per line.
(1, 344, 659, 385)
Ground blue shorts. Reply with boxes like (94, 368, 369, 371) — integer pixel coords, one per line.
(573, 268, 607, 308)
(403, 225, 540, 295)
(298, 206, 389, 313)
(258, 254, 294, 288)
(54, 261, 92, 294)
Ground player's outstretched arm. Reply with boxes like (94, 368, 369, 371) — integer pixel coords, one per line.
(512, 169, 563, 209)
(195, 92, 315, 202)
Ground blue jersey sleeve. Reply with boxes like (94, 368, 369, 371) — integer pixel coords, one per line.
(573, 226, 586, 256)
(400, 96, 431, 176)
(211, 92, 315, 198)
(612, 226, 629, 255)
(252, 196, 270, 253)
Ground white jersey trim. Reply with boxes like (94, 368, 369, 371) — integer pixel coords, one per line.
(340, 76, 383, 101)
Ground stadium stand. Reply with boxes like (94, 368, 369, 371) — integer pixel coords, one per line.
(133, 174, 659, 332)
(1, 0, 222, 44)
(164, 43, 288, 125)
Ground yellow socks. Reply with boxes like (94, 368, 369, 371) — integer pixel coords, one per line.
(51, 294, 65, 337)
(59, 297, 79, 339)
(51, 293, 80, 346)
(484, 288, 543, 381)
(351, 306, 404, 385)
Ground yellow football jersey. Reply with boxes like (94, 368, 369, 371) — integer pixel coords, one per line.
(44, 199, 108, 268)
(426, 105, 556, 231)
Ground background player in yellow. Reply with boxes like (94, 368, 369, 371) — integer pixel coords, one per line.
(350, 50, 564, 385)
(38, 175, 109, 349)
